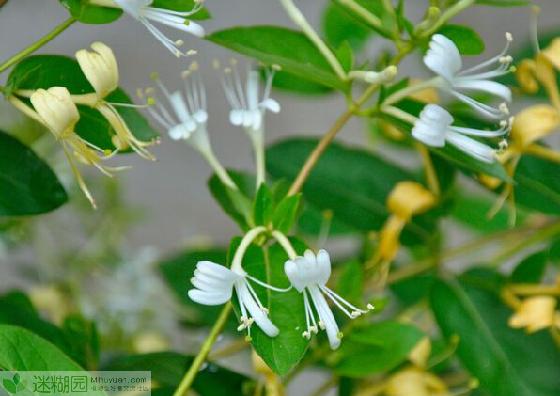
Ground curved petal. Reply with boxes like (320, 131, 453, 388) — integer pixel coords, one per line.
(188, 289, 231, 305)
(446, 131, 496, 163)
(453, 79, 512, 102)
(424, 34, 462, 81)
(236, 281, 279, 337)
(316, 249, 332, 287)
(285, 260, 306, 292)
(309, 286, 340, 350)
(196, 261, 240, 281)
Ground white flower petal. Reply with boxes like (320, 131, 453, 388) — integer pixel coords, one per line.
(316, 249, 332, 287)
(446, 131, 496, 163)
(453, 79, 512, 102)
(235, 281, 279, 337)
(261, 98, 281, 113)
(424, 34, 462, 81)
(229, 110, 244, 126)
(196, 261, 240, 281)
(309, 286, 340, 350)
(188, 289, 231, 305)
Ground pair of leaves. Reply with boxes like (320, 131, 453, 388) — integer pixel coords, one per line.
(0, 131, 68, 216)
(7, 55, 158, 151)
(253, 183, 301, 233)
(430, 270, 560, 396)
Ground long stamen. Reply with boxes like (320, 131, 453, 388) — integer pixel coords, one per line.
(246, 275, 292, 292)
(459, 33, 513, 76)
(303, 290, 318, 334)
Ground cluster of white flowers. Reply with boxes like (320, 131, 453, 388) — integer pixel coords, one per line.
(188, 228, 373, 349)
(385, 33, 515, 163)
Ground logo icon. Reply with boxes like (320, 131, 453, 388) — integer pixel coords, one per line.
(1, 373, 26, 395)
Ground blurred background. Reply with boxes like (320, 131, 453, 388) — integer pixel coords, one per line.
(1, 0, 559, 392)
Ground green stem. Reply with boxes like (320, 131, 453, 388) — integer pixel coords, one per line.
(418, 0, 475, 39)
(0, 16, 76, 74)
(173, 303, 233, 396)
(489, 220, 560, 266)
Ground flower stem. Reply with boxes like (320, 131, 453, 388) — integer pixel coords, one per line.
(337, 0, 384, 32)
(172, 302, 233, 396)
(0, 16, 76, 75)
(280, 0, 347, 81)
(272, 230, 298, 259)
(200, 147, 238, 190)
(416, 143, 440, 197)
(418, 0, 475, 39)
(287, 83, 380, 196)
(251, 131, 266, 188)
(231, 226, 267, 271)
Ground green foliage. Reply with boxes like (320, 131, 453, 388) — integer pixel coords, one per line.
(515, 154, 560, 215)
(266, 138, 437, 246)
(438, 24, 485, 55)
(208, 171, 254, 230)
(0, 131, 67, 215)
(59, 0, 122, 24)
(510, 251, 549, 283)
(103, 352, 250, 395)
(7, 55, 158, 150)
(334, 321, 425, 377)
(150, 0, 211, 20)
(207, 26, 350, 91)
(322, 2, 372, 51)
(430, 272, 560, 396)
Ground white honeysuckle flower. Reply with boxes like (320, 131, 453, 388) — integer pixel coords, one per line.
(148, 64, 208, 145)
(218, 61, 280, 135)
(284, 249, 373, 350)
(424, 33, 513, 119)
(188, 260, 282, 338)
(91, 0, 204, 57)
(412, 104, 510, 163)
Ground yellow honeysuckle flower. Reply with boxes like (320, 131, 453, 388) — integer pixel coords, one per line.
(508, 295, 559, 333)
(74, 42, 156, 160)
(408, 337, 432, 368)
(379, 182, 436, 262)
(541, 38, 560, 71)
(509, 104, 560, 150)
(9, 86, 127, 208)
(384, 368, 449, 396)
(408, 79, 440, 104)
(252, 351, 285, 396)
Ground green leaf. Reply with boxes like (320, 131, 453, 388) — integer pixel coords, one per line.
(334, 321, 425, 377)
(150, 0, 211, 20)
(510, 251, 548, 283)
(7, 55, 158, 150)
(271, 70, 334, 95)
(61, 315, 100, 370)
(253, 184, 274, 226)
(451, 193, 522, 232)
(207, 26, 349, 91)
(59, 0, 122, 24)
(430, 274, 560, 396)
(266, 138, 435, 245)
(515, 154, 560, 215)
(2, 378, 17, 394)
(103, 352, 250, 396)
(336, 260, 364, 306)
(390, 272, 437, 307)
(0, 131, 68, 216)
(208, 170, 254, 230)
(229, 238, 309, 375)
(322, 2, 372, 50)
(271, 194, 301, 234)
(438, 24, 485, 55)
(0, 325, 91, 371)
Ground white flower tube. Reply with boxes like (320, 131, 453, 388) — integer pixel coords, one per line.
(284, 249, 373, 349)
(423, 33, 513, 119)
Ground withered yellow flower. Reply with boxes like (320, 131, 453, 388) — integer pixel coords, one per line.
(508, 296, 559, 333)
(408, 337, 432, 368)
(379, 182, 436, 262)
(509, 104, 560, 151)
(384, 368, 448, 396)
